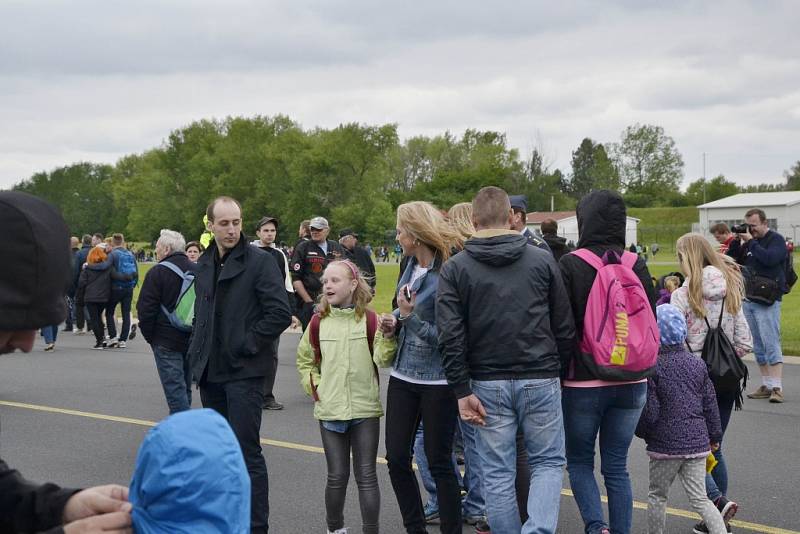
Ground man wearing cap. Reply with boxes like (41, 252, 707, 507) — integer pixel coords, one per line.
(339, 228, 376, 292)
(510, 194, 551, 252)
(251, 215, 296, 410)
(0, 191, 134, 533)
(290, 216, 344, 330)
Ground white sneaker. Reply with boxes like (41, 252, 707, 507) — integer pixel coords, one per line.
(72, 327, 79, 334)
(327, 529, 348, 534)
(117, 341, 126, 349)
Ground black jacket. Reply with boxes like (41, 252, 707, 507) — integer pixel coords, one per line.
(727, 229, 788, 297)
(75, 264, 111, 304)
(289, 239, 344, 299)
(558, 190, 657, 381)
(437, 230, 576, 398)
(543, 234, 570, 262)
(136, 252, 195, 353)
(188, 235, 292, 383)
(0, 458, 77, 534)
(343, 244, 376, 288)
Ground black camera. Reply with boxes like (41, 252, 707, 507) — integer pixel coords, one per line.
(731, 223, 749, 234)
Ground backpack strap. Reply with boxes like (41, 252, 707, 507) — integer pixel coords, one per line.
(158, 260, 187, 278)
(571, 248, 605, 271)
(620, 251, 639, 269)
(309, 313, 322, 367)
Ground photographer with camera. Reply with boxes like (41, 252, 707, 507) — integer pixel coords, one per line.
(727, 208, 787, 403)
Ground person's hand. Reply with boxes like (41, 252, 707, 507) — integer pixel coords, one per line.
(739, 229, 752, 243)
(63, 512, 132, 534)
(711, 442, 720, 451)
(458, 394, 487, 426)
(397, 285, 415, 316)
(379, 313, 397, 337)
(290, 316, 301, 329)
(62, 485, 131, 524)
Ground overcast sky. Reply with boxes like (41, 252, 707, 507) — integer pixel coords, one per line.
(1, 0, 798, 190)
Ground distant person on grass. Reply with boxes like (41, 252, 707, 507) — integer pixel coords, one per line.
(0, 190, 132, 534)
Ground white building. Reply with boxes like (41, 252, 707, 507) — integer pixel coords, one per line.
(526, 211, 640, 246)
(697, 192, 800, 242)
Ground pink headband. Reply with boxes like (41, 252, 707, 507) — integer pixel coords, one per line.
(337, 260, 360, 280)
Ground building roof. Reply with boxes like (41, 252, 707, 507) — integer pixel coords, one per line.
(525, 211, 640, 223)
(525, 211, 576, 224)
(698, 192, 800, 209)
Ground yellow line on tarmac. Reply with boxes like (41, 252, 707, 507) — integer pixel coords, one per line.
(1, 400, 797, 534)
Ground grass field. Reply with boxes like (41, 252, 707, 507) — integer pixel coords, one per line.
(628, 206, 699, 254)
(133, 259, 800, 355)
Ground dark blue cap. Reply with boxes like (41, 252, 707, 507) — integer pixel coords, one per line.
(509, 194, 528, 212)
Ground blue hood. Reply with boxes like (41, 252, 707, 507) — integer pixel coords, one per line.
(130, 409, 250, 533)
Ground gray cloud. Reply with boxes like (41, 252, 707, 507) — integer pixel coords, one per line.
(1, 0, 798, 189)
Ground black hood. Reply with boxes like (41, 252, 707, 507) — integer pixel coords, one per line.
(576, 190, 627, 249)
(465, 233, 528, 267)
(543, 234, 568, 248)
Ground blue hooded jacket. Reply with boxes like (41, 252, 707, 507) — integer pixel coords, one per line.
(129, 409, 250, 533)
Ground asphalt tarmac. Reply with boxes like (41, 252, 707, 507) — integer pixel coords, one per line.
(1, 331, 797, 533)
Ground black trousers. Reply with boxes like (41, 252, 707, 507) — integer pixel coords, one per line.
(200, 377, 269, 533)
(385, 376, 461, 534)
(85, 303, 106, 344)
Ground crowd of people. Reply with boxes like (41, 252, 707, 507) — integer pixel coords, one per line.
(0, 186, 792, 534)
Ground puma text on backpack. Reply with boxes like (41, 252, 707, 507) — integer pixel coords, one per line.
(571, 249, 659, 381)
(308, 310, 378, 401)
(690, 296, 749, 410)
(158, 261, 196, 333)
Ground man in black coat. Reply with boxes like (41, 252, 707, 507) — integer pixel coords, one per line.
(509, 194, 551, 252)
(188, 196, 292, 533)
(339, 228, 376, 291)
(0, 191, 133, 534)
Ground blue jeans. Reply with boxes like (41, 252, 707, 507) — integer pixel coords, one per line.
(152, 345, 192, 414)
(706, 390, 734, 501)
(562, 383, 647, 534)
(459, 418, 486, 517)
(40, 325, 58, 344)
(106, 287, 134, 341)
(413, 423, 463, 512)
(472, 378, 565, 534)
(743, 300, 783, 365)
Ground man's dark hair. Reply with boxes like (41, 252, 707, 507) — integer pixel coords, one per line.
(710, 222, 730, 234)
(540, 218, 558, 236)
(81, 234, 92, 246)
(206, 196, 242, 222)
(472, 187, 511, 228)
(745, 208, 767, 223)
(93, 232, 104, 241)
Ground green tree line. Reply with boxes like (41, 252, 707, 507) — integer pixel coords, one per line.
(10, 115, 799, 245)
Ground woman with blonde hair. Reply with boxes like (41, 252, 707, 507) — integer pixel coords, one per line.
(383, 201, 463, 534)
(447, 202, 475, 245)
(670, 233, 753, 530)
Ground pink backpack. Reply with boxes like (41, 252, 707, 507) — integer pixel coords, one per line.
(570, 249, 659, 381)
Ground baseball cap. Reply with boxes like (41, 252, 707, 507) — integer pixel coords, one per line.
(309, 216, 329, 230)
(509, 194, 528, 213)
(339, 228, 358, 238)
(255, 216, 278, 231)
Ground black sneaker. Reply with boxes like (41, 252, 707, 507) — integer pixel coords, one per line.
(92, 343, 105, 350)
(262, 399, 284, 410)
(128, 323, 137, 340)
(715, 497, 738, 522)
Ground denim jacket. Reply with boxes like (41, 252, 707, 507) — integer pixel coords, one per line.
(393, 256, 446, 381)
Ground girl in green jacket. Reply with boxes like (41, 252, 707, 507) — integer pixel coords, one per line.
(297, 260, 397, 534)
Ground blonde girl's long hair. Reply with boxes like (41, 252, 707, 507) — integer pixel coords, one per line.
(317, 260, 373, 320)
(447, 202, 475, 245)
(676, 233, 744, 317)
(397, 201, 462, 262)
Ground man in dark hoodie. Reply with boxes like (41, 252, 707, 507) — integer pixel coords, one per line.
(0, 191, 133, 534)
(558, 189, 657, 534)
(437, 186, 575, 534)
(540, 218, 570, 262)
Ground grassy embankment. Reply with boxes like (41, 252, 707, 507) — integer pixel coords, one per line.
(134, 258, 800, 355)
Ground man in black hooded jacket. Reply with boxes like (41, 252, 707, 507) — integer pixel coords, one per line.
(437, 186, 574, 532)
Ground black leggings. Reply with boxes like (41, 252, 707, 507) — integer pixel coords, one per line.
(86, 303, 106, 344)
(385, 377, 461, 534)
(320, 418, 381, 534)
